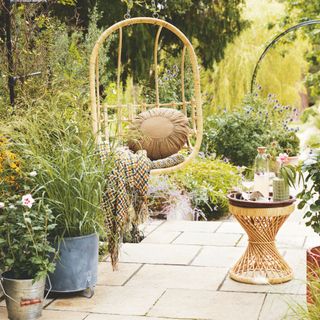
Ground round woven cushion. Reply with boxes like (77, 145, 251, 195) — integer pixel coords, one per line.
(128, 108, 190, 160)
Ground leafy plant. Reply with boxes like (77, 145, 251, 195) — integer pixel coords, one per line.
(297, 151, 320, 234)
(286, 269, 320, 319)
(0, 195, 56, 280)
(0, 158, 56, 280)
(173, 157, 241, 220)
(203, 0, 309, 112)
(147, 175, 182, 217)
(2, 91, 113, 238)
(202, 93, 300, 167)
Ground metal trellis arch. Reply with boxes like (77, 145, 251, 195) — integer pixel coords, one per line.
(251, 19, 320, 93)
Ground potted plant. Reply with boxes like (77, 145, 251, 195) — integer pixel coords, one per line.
(296, 150, 320, 303)
(0, 139, 56, 320)
(272, 153, 296, 201)
(27, 122, 111, 297)
(267, 130, 300, 173)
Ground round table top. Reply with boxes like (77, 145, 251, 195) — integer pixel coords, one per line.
(228, 192, 296, 209)
(229, 203, 295, 217)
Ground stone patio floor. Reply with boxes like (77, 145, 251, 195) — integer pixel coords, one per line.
(1, 207, 318, 320)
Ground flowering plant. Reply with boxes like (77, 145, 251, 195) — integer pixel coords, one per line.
(275, 152, 297, 188)
(0, 193, 57, 280)
(0, 137, 56, 280)
(0, 137, 23, 196)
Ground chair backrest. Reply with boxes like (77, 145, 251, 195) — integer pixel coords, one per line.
(89, 17, 203, 175)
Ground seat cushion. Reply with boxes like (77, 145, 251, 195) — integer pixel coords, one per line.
(128, 108, 190, 160)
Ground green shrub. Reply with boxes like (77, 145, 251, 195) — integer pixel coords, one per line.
(300, 106, 319, 124)
(202, 93, 300, 167)
(173, 157, 241, 220)
(203, 112, 268, 166)
(306, 134, 320, 149)
(2, 94, 113, 238)
(268, 130, 300, 157)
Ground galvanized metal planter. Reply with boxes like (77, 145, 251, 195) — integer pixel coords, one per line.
(49, 233, 98, 296)
(0, 272, 46, 320)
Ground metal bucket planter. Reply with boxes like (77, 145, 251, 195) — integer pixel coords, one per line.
(49, 233, 98, 297)
(0, 272, 48, 320)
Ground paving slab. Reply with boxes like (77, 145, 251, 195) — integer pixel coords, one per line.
(259, 293, 306, 320)
(156, 221, 222, 233)
(113, 243, 200, 265)
(220, 276, 305, 295)
(173, 232, 242, 246)
(283, 249, 307, 281)
(304, 235, 320, 249)
(0, 307, 88, 320)
(97, 262, 142, 286)
(85, 315, 180, 320)
(277, 222, 317, 237)
(215, 222, 245, 234)
(126, 264, 227, 290)
(191, 246, 244, 267)
(139, 224, 161, 237)
(142, 231, 181, 244)
(47, 286, 164, 316)
(148, 289, 265, 320)
(276, 235, 306, 249)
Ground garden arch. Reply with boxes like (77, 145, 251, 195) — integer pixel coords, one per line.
(251, 19, 320, 92)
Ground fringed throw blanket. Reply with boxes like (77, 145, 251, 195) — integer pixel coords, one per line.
(101, 148, 152, 269)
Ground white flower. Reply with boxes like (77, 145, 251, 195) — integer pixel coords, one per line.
(22, 194, 35, 208)
(29, 171, 37, 177)
(9, 204, 16, 210)
(0, 202, 4, 209)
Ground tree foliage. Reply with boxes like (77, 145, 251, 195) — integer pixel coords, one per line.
(285, 0, 320, 103)
(51, 0, 247, 81)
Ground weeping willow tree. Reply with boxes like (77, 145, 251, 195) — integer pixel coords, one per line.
(202, 0, 310, 113)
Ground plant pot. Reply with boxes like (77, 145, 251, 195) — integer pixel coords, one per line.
(306, 246, 320, 304)
(49, 233, 98, 296)
(0, 272, 46, 320)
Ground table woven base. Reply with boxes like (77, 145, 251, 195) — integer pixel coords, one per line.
(230, 212, 293, 285)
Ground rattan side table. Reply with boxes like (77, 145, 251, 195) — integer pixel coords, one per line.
(228, 198, 295, 285)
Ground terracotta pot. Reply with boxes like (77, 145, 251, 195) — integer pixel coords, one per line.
(306, 246, 320, 304)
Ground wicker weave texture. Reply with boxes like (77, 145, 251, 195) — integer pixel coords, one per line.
(89, 17, 203, 175)
(229, 204, 295, 285)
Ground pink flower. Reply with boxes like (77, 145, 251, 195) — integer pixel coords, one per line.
(22, 194, 35, 208)
(278, 153, 289, 164)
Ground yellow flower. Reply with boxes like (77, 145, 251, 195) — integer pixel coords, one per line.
(10, 162, 17, 169)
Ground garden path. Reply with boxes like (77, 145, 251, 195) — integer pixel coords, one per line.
(0, 207, 316, 320)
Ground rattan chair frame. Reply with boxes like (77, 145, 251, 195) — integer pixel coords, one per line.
(89, 17, 203, 175)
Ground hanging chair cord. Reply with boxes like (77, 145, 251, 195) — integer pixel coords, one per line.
(151, 0, 159, 19)
(124, 0, 133, 19)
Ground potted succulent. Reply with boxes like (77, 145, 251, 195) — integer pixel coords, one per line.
(296, 150, 320, 303)
(0, 139, 56, 320)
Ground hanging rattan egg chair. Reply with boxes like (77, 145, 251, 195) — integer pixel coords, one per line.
(89, 17, 203, 175)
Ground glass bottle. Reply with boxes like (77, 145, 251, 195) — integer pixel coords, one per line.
(253, 147, 269, 198)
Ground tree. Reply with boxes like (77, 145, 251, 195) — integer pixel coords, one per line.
(51, 0, 247, 82)
(284, 0, 320, 104)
